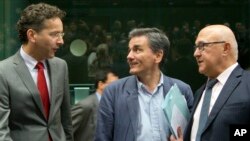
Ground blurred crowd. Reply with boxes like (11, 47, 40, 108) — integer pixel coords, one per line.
(56, 19, 250, 90)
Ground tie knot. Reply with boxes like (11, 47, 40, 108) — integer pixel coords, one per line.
(36, 62, 44, 70)
(206, 79, 218, 88)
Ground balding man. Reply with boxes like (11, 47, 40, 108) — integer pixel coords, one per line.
(170, 24, 250, 141)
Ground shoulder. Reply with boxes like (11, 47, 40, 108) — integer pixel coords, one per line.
(0, 53, 18, 66)
(0, 53, 20, 73)
(73, 94, 97, 109)
(163, 75, 191, 89)
(49, 57, 67, 65)
(102, 76, 137, 99)
(106, 75, 136, 90)
(47, 57, 68, 71)
(242, 70, 250, 88)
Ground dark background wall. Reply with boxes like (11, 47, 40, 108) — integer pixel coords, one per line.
(1, 0, 249, 87)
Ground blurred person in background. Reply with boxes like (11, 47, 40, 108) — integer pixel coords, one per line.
(71, 67, 118, 141)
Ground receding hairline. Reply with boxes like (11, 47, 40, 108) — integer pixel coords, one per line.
(200, 25, 235, 40)
(199, 24, 238, 59)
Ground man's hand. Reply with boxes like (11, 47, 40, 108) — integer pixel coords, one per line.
(170, 126, 183, 141)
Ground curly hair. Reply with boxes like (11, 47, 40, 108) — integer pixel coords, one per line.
(16, 3, 66, 43)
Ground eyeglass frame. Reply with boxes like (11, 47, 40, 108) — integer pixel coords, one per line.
(194, 41, 226, 51)
(31, 29, 65, 39)
(50, 32, 65, 39)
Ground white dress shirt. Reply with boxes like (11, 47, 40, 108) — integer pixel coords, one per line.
(20, 47, 51, 98)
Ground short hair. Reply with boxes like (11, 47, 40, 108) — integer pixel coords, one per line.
(128, 27, 170, 69)
(94, 67, 117, 88)
(16, 3, 66, 43)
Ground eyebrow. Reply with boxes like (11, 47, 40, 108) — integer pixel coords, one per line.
(133, 45, 140, 49)
(196, 41, 206, 44)
(128, 44, 140, 50)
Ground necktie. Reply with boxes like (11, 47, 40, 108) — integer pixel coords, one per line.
(36, 62, 50, 120)
(196, 79, 218, 141)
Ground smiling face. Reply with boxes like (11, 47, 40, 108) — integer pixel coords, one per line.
(127, 35, 163, 77)
(28, 17, 64, 61)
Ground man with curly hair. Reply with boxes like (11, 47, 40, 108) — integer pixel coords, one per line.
(0, 3, 73, 141)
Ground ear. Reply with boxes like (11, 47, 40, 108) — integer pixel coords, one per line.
(222, 42, 231, 56)
(155, 50, 164, 63)
(27, 29, 37, 43)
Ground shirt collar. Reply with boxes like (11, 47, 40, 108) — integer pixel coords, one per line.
(20, 46, 46, 70)
(136, 72, 164, 90)
(95, 92, 102, 102)
(216, 63, 238, 85)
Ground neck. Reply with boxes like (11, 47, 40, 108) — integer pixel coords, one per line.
(22, 44, 44, 61)
(138, 71, 161, 93)
(96, 89, 102, 95)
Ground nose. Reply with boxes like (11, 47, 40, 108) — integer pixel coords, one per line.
(57, 38, 64, 45)
(127, 50, 134, 60)
(193, 48, 200, 57)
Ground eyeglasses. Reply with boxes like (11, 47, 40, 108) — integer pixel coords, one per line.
(194, 41, 226, 51)
(50, 32, 65, 39)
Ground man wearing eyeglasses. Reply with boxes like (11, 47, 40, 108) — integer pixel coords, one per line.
(170, 24, 250, 141)
(0, 3, 73, 141)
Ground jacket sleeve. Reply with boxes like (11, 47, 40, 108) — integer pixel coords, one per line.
(60, 62, 74, 141)
(179, 83, 194, 111)
(0, 67, 13, 141)
(95, 86, 114, 141)
(71, 99, 92, 133)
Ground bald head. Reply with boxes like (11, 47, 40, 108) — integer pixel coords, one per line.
(198, 25, 238, 60)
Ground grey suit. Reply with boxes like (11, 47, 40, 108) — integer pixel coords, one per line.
(71, 94, 99, 141)
(0, 51, 73, 141)
(95, 75, 194, 141)
(184, 65, 250, 141)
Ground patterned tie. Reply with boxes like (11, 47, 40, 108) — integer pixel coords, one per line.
(196, 79, 218, 141)
(36, 62, 50, 120)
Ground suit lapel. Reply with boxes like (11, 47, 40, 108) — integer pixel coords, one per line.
(192, 85, 206, 114)
(125, 75, 176, 137)
(13, 52, 44, 117)
(46, 59, 57, 121)
(162, 76, 174, 97)
(204, 66, 243, 131)
(125, 76, 139, 137)
(184, 84, 205, 141)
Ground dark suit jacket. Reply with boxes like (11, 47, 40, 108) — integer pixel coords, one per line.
(184, 65, 250, 141)
(0, 51, 73, 141)
(71, 93, 99, 141)
(95, 75, 194, 141)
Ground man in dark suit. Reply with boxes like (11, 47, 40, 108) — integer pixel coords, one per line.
(170, 25, 250, 141)
(71, 68, 118, 141)
(0, 3, 73, 141)
(95, 28, 194, 141)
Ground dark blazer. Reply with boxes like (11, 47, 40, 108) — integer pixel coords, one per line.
(71, 93, 99, 141)
(0, 51, 73, 141)
(95, 75, 194, 141)
(184, 65, 250, 141)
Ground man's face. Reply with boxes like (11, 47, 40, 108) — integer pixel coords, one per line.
(127, 36, 161, 77)
(194, 30, 226, 78)
(33, 17, 64, 60)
